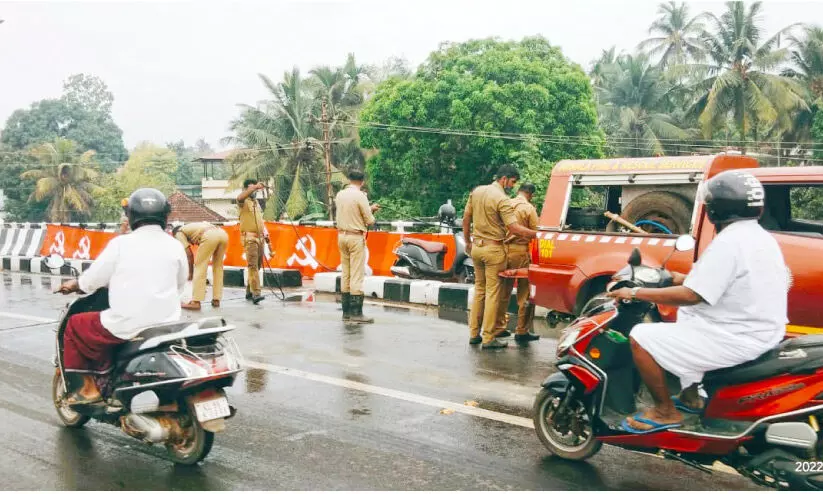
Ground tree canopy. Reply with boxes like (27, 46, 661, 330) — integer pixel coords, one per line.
(359, 37, 604, 215)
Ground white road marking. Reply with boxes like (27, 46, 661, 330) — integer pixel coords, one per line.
(242, 360, 534, 429)
(0, 312, 55, 323)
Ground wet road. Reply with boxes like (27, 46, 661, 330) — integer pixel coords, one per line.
(0, 272, 760, 490)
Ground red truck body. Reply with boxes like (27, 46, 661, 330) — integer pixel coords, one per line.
(529, 154, 823, 334)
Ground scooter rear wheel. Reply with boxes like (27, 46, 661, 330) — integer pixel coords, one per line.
(52, 370, 91, 428)
(533, 388, 601, 460)
(166, 406, 214, 465)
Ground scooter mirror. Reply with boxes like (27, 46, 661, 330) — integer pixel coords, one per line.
(674, 235, 696, 252)
(43, 253, 67, 270)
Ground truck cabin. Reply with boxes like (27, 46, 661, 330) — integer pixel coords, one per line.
(539, 154, 760, 238)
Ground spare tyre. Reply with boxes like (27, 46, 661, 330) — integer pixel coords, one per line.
(606, 191, 693, 235)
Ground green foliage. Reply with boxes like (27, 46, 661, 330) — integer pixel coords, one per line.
(0, 146, 45, 221)
(638, 1, 707, 68)
(360, 37, 604, 216)
(90, 143, 179, 222)
(0, 74, 127, 172)
(20, 138, 102, 222)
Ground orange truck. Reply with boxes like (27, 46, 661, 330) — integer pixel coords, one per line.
(528, 154, 823, 334)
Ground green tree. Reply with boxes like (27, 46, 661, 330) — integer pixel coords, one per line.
(359, 37, 604, 215)
(784, 26, 823, 103)
(638, 1, 707, 69)
(20, 138, 101, 222)
(0, 145, 44, 221)
(90, 143, 179, 222)
(1, 74, 127, 172)
(596, 53, 689, 156)
(688, 2, 807, 145)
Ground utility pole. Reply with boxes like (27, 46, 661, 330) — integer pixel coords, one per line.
(321, 98, 334, 220)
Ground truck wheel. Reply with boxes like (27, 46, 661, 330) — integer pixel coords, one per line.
(606, 192, 693, 235)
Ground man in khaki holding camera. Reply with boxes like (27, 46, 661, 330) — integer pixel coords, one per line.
(336, 169, 380, 324)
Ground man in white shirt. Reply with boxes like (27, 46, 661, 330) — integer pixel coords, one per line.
(608, 170, 788, 434)
(59, 188, 188, 404)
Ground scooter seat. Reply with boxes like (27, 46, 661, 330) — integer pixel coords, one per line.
(703, 335, 823, 387)
(403, 238, 447, 254)
(116, 321, 195, 360)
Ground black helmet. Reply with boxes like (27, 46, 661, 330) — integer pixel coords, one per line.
(699, 170, 765, 225)
(126, 188, 171, 230)
(438, 200, 456, 223)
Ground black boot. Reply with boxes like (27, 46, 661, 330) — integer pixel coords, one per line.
(349, 294, 374, 324)
(341, 293, 352, 321)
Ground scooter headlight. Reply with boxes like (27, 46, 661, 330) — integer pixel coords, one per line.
(557, 328, 580, 353)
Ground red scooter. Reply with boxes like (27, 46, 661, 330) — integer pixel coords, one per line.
(533, 235, 823, 490)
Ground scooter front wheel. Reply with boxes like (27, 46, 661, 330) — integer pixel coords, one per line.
(52, 370, 91, 428)
(533, 388, 601, 460)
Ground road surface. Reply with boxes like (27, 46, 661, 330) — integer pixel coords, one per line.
(0, 272, 760, 490)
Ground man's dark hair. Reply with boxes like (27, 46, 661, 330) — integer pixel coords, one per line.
(519, 182, 536, 194)
(243, 178, 258, 189)
(496, 164, 520, 180)
(347, 169, 366, 182)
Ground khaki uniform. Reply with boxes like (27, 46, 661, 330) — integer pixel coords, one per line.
(495, 195, 539, 334)
(239, 197, 266, 296)
(465, 182, 517, 344)
(175, 222, 229, 302)
(335, 185, 375, 295)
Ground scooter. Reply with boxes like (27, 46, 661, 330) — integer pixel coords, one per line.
(390, 201, 474, 284)
(46, 254, 243, 465)
(533, 235, 823, 490)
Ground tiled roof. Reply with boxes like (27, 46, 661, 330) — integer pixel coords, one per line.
(168, 191, 227, 223)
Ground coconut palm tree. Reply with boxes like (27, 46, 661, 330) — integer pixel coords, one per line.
(638, 1, 708, 68)
(597, 54, 690, 157)
(21, 138, 101, 222)
(784, 25, 823, 102)
(688, 1, 807, 146)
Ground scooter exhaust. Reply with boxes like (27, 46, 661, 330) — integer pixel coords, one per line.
(120, 413, 183, 443)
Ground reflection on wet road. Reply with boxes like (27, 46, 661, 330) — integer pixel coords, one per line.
(0, 272, 761, 490)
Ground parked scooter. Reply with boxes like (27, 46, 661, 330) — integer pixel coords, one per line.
(46, 254, 243, 465)
(533, 235, 823, 490)
(390, 201, 475, 284)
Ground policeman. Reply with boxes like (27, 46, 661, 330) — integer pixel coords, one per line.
(174, 222, 230, 311)
(335, 169, 380, 323)
(236, 179, 269, 304)
(118, 199, 130, 235)
(463, 164, 539, 349)
(493, 183, 540, 343)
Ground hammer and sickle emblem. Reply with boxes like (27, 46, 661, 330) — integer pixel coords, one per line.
(287, 235, 319, 269)
(73, 236, 92, 260)
(49, 231, 66, 256)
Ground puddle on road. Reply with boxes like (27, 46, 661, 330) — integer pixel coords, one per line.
(244, 367, 269, 394)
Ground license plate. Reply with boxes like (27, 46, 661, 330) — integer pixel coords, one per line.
(193, 397, 230, 422)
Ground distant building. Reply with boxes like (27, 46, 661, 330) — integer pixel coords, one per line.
(194, 151, 241, 220)
(167, 191, 227, 224)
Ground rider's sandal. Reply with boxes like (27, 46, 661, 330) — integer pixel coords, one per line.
(66, 392, 103, 406)
(621, 413, 682, 435)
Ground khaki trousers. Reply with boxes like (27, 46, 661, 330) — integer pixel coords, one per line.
(494, 244, 532, 334)
(192, 229, 229, 302)
(468, 242, 507, 344)
(339, 233, 366, 295)
(243, 233, 263, 296)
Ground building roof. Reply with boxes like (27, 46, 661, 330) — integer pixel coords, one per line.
(168, 191, 227, 223)
(194, 150, 239, 162)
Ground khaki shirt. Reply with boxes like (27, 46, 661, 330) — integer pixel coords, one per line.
(335, 185, 375, 232)
(464, 182, 517, 242)
(175, 222, 217, 248)
(238, 197, 265, 234)
(505, 195, 539, 245)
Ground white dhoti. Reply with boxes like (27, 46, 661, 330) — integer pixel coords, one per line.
(631, 321, 783, 388)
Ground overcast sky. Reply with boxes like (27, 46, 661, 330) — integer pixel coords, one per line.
(0, 1, 820, 150)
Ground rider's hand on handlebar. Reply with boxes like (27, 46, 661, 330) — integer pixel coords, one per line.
(607, 287, 634, 303)
(56, 279, 79, 295)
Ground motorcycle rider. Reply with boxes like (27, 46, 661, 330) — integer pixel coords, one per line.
(58, 188, 189, 404)
(608, 170, 788, 434)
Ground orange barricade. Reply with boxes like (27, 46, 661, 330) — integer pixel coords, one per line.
(39, 224, 457, 278)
